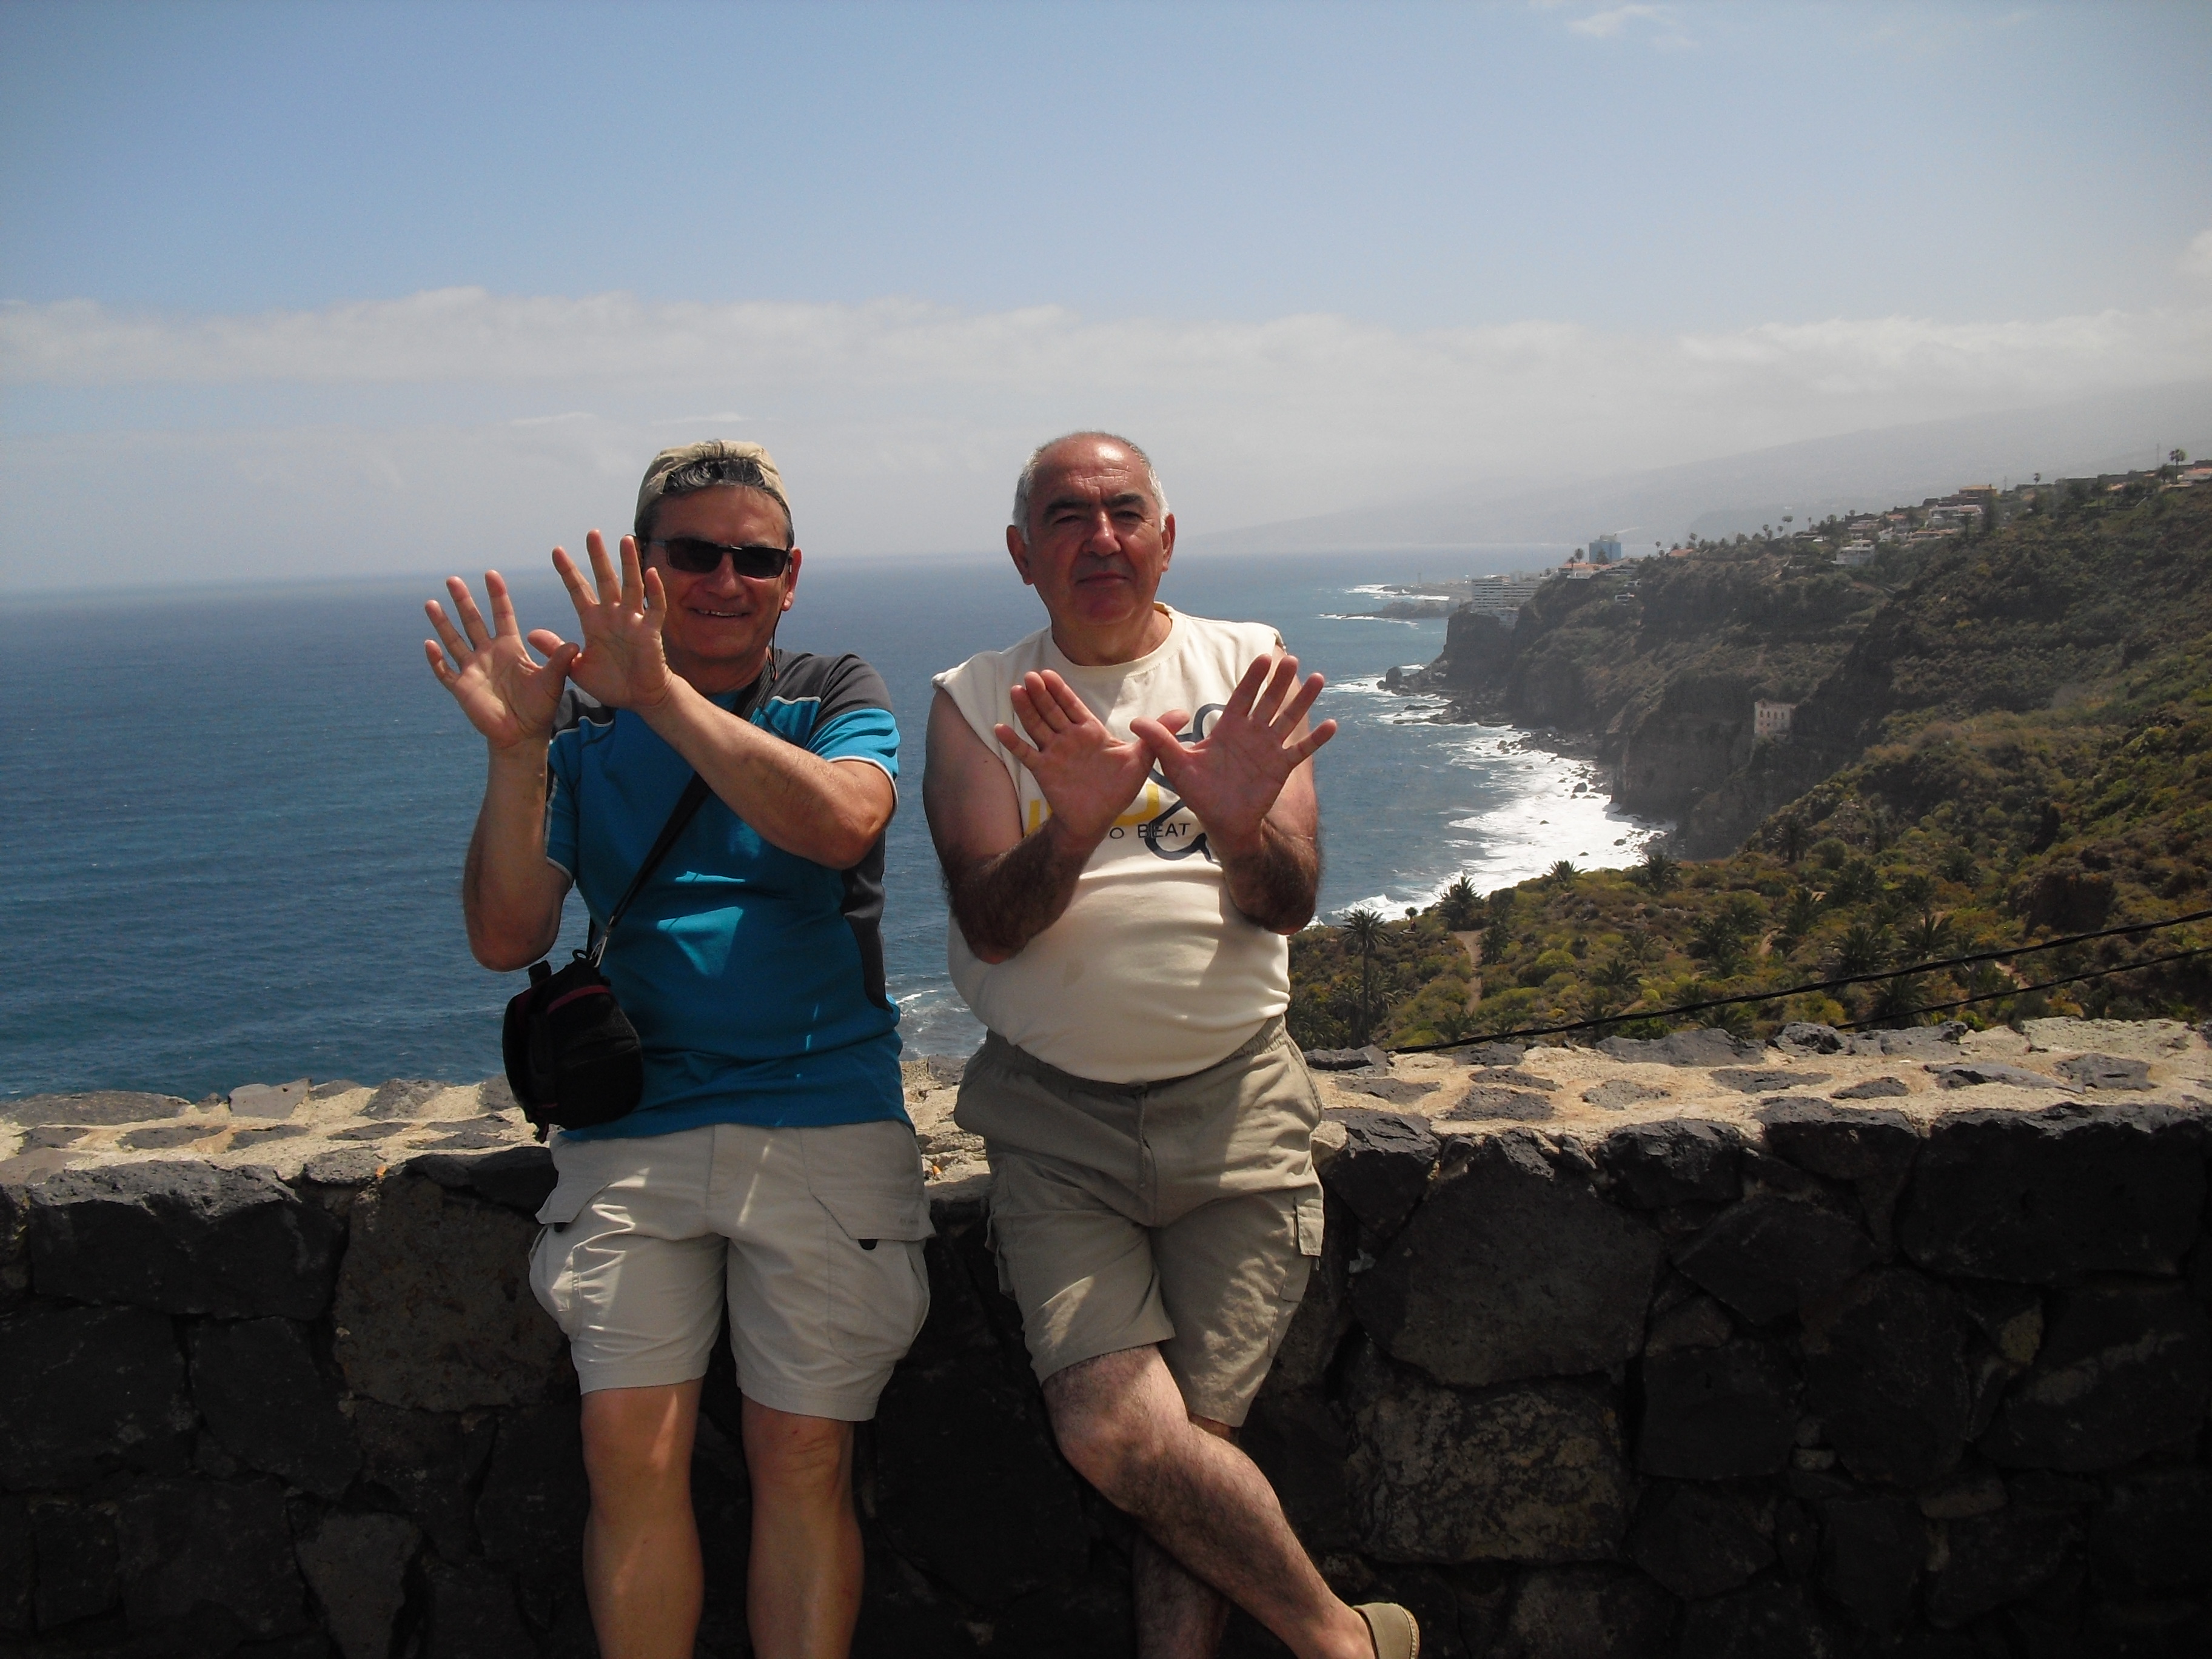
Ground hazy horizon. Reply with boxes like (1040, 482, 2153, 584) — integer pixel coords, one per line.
(5, 1, 2209, 591)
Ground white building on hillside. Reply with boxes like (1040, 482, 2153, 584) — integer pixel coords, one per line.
(1754, 700, 1796, 739)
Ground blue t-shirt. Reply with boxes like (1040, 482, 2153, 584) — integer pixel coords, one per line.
(542, 649, 905, 1136)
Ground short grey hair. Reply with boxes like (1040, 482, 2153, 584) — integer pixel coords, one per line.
(1011, 432, 1171, 540)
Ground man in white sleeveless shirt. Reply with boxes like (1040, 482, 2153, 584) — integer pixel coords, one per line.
(923, 434, 1417, 1659)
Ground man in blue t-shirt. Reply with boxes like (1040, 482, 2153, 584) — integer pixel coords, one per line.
(424, 440, 926, 1659)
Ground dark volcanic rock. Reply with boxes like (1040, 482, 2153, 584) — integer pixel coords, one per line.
(352, 1402, 496, 1558)
(1343, 1076, 1441, 1108)
(1495, 1565, 1674, 1659)
(1981, 1279, 2212, 1470)
(406, 1144, 558, 1216)
(474, 1404, 591, 1626)
(0, 1303, 193, 1489)
(419, 1558, 533, 1659)
(1803, 1268, 1973, 1489)
(1, 1091, 189, 1126)
(190, 1317, 360, 1499)
(1352, 1130, 1663, 1387)
(1776, 1023, 1847, 1055)
(871, 1233, 1088, 1607)
(364, 1079, 449, 1119)
(1672, 1194, 1880, 1323)
(1820, 1493, 1925, 1636)
(1626, 1481, 1774, 1598)
(115, 1476, 309, 1638)
(1638, 1338, 1800, 1478)
(0, 1496, 27, 1633)
(1242, 1388, 1355, 1552)
(1347, 1359, 1634, 1562)
(1594, 1120, 1743, 1209)
(1830, 1076, 1909, 1099)
(1581, 1078, 1668, 1110)
(32, 1502, 121, 1628)
(2055, 1053, 2154, 1091)
(2091, 1469, 2212, 1592)
(1924, 1504, 2079, 1627)
(27, 1161, 343, 1319)
(1712, 1068, 1829, 1093)
(293, 1511, 418, 1659)
(1896, 1103, 2208, 1282)
(1461, 1041, 1527, 1068)
(1928, 1062, 2072, 1090)
(1443, 1085, 1556, 1121)
(1319, 1110, 1438, 1250)
(332, 1168, 566, 1410)
(1754, 1095, 1920, 1242)
(1596, 1028, 1763, 1066)
(1676, 1582, 1837, 1658)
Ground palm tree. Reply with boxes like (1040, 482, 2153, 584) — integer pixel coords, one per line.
(1774, 814, 1812, 865)
(1344, 908, 1384, 1045)
(1831, 921, 1894, 978)
(1548, 859, 1580, 886)
(1634, 845, 1680, 894)
(1439, 876, 1480, 930)
(1901, 910, 1953, 962)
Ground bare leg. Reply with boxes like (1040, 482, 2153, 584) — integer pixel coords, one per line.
(1135, 1528, 1233, 1658)
(578, 1381, 706, 1659)
(743, 1397, 863, 1659)
(1044, 1348, 1372, 1659)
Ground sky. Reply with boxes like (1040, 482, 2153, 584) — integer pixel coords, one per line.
(3, 0, 2211, 589)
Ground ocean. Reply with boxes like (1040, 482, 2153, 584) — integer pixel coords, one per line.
(0, 550, 1664, 1099)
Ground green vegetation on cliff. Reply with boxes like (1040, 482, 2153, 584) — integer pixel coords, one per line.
(1289, 476, 2212, 1050)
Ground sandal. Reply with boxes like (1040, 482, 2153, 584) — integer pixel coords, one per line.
(1355, 1601, 1420, 1659)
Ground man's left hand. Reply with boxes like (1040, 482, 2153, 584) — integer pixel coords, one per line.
(1132, 652, 1337, 859)
(541, 531, 677, 712)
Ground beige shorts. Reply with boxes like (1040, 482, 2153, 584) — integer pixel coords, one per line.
(529, 1118, 931, 1421)
(956, 1018, 1326, 1427)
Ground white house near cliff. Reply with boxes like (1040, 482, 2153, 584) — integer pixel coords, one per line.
(1754, 700, 1796, 739)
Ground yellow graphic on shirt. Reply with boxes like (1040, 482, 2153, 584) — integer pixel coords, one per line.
(1025, 779, 1172, 836)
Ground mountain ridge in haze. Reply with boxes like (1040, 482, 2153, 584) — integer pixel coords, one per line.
(1187, 378, 2212, 563)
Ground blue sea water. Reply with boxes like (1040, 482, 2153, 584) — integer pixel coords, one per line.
(0, 551, 1662, 1099)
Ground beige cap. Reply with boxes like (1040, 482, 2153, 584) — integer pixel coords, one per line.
(634, 440, 791, 538)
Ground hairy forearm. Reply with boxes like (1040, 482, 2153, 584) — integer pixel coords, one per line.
(1217, 817, 1322, 934)
(463, 742, 568, 970)
(639, 679, 888, 868)
(945, 817, 1100, 964)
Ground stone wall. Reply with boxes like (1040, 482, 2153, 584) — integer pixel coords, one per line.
(3, 1020, 2210, 1657)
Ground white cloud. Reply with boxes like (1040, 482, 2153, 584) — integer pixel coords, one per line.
(1567, 5, 1675, 41)
(1, 288, 2207, 589)
(2184, 229, 2212, 283)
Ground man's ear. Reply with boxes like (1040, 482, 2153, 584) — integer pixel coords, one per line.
(780, 546, 802, 612)
(1159, 512, 1176, 567)
(1006, 525, 1036, 588)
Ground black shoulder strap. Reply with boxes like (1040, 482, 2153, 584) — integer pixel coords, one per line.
(583, 657, 775, 968)
(587, 773, 712, 967)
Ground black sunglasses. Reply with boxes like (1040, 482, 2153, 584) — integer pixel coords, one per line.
(644, 537, 792, 578)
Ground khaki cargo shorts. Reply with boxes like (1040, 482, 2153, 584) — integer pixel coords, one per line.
(955, 1017, 1325, 1427)
(529, 1118, 931, 1422)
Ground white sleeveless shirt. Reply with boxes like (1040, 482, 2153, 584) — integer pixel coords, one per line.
(933, 606, 1293, 1084)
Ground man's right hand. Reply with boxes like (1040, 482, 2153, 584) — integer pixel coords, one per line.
(424, 571, 580, 751)
(995, 670, 1153, 848)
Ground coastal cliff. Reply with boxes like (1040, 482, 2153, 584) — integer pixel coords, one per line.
(1409, 477, 2212, 861)
(1410, 555, 1879, 825)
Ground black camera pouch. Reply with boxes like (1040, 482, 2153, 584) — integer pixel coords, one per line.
(503, 772, 713, 1139)
(503, 956, 646, 1133)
